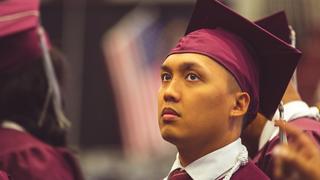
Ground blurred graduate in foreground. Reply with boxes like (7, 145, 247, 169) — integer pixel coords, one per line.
(0, 0, 84, 179)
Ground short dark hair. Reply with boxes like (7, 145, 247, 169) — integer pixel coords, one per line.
(0, 47, 68, 147)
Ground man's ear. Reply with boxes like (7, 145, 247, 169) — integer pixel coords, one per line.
(230, 92, 250, 117)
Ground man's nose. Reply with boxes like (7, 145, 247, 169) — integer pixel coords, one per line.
(163, 79, 181, 103)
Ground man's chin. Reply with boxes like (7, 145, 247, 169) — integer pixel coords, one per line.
(160, 127, 184, 145)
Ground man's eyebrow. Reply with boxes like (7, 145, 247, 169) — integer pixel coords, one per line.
(179, 62, 203, 72)
(161, 61, 205, 73)
(161, 65, 171, 72)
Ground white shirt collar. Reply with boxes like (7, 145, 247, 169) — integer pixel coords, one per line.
(164, 138, 244, 180)
(272, 100, 320, 122)
(259, 100, 320, 150)
(1, 120, 26, 132)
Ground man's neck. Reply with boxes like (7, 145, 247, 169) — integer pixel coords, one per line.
(177, 136, 239, 167)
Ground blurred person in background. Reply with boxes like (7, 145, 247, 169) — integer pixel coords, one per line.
(240, 11, 294, 158)
(232, 0, 320, 118)
(239, 10, 320, 179)
(0, 0, 84, 179)
(158, 1, 300, 179)
(243, 81, 320, 179)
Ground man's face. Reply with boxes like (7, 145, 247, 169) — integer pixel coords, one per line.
(158, 53, 238, 147)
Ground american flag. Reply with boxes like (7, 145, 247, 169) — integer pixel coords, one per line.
(101, 7, 185, 157)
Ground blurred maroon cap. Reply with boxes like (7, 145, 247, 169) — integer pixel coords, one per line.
(0, 0, 50, 72)
(168, 0, 301, 121)
(0, 0, 39, 37)
(255, 11, 291, 44)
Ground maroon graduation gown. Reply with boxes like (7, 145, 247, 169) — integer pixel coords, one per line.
(218, 160, 270, 180)
(253, 117, 320, 178)
(0, 128, 84, 180)
(0, 171, 9, 180)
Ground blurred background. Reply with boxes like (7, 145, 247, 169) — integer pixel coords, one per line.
(39, 0, 320, 179)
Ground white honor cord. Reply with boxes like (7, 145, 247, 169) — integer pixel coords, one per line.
(289, 25, 296, 48)
(222, 145, 248, 180)
(37, 26, 71, 129)
(278, 101, 288, 144)
(38, 85, 53, 127)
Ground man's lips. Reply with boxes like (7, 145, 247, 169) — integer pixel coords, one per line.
(161, 107, 180, 121)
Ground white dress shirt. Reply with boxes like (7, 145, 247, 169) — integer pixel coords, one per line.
(1, 120, 25, 132)
(164, 138, 246, 180)
(258, 100, 320, 150)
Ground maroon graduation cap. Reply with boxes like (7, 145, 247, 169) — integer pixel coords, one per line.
(169, 0, 302, 121)
(255, 11, 291, 44)
(255, 11, 299, 92)
(0, 0, 48, 72)
(0, 0, 39, 37)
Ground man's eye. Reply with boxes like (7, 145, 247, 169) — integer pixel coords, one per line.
(161, 73, 172, 81)
(186, 73, 200, 81)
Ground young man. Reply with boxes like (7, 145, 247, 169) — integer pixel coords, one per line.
(158, 1, 301, 179)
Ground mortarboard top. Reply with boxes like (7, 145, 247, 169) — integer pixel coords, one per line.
(255, 11, 291, 44)
(0, 0, 50, 72)
(169, 0, 301, 121)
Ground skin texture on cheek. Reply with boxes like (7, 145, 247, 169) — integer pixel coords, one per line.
(187, 85, 230, 136)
